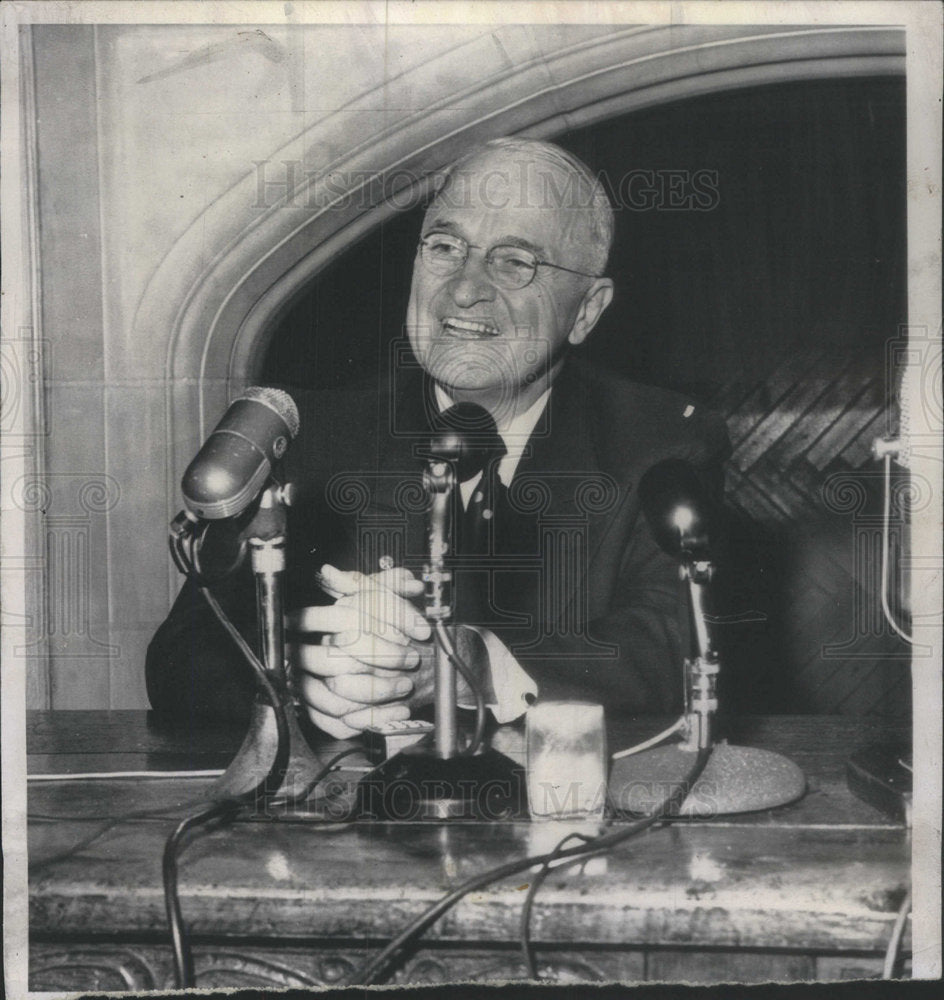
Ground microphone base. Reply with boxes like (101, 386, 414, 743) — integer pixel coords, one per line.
(356, 744, 527, 821)
(210, 695, 329, 808)
(610, 741, 806, 817)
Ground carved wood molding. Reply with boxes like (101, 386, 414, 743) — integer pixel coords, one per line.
(31, 939, 896, 990)
(30, 940, 640, 990)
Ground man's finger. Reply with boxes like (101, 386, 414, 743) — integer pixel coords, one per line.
(336, 589, 431, 641)
(304, 707, 361, 740)
(303, 699, 411, 739)
(371, 566, 424, 597)
(290, 644, 371, 679)
(286, 604, 360, 634)
(286, 604, 410, 645)
(326, 671, 414, 704)
(296, 674, 364, 719)
(314, 564, 366, 600)
(326, 630, 420, 669)
(316, 563, 422, 600)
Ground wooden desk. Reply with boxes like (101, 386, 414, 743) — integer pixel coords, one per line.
(28, 712, 910, 990)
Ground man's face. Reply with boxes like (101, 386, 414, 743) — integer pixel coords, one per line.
(406, 152, 609, 419)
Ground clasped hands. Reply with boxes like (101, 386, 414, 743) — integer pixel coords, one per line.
(287, 564, 441, 739)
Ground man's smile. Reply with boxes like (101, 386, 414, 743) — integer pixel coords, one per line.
(440, 316, 500, 339)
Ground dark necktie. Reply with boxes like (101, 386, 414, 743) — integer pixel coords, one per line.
(456, 442, 506, 626)
(428, 400, 506, 626)
(460, 451, 506, 556)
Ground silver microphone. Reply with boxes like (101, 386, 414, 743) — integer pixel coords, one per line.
(181, 386, 300, 520)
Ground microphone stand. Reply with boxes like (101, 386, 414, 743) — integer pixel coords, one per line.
(611, 535, 806, 817)
(355, 457, 526, 821)
(678, 551, 720, 753)
(425, 456, 459, 758)
(205, 483, 331, 809)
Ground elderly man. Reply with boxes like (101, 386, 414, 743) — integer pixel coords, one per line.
(146, 137, 729, 736)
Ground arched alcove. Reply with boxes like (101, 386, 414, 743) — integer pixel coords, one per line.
(13, 17, 924, 721)
(256, 73, 909, 717)
(95, 20, 908, 714)
(136, 23, 904, 499)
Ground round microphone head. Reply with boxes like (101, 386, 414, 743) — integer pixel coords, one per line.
(240, 385, 300, 439)
(180, 386, 300, 520)
(429, 402, 505, 481)
(638, 458, 713, 559)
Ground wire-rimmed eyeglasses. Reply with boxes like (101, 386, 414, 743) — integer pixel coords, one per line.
(418, 231, 601, 291)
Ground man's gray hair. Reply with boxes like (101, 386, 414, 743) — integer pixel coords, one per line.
(432, 136, 614, 274)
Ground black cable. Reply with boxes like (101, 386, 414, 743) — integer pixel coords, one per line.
(351, 745, 712, 985)
(70, 518, 351, 988)
(29, 794, 236, 873)
(163, 518, 371, 985)
(434, 620, 487, 755)
(518, 831, 600, 978)
(517, 747, 715, 981)
(161, 524, 294, 988)
(28, 792, 227, 872)
(29, 790, 224, 826)
(517, 749, 713, 981)
(169, 530, 191, 577)
(28, 750, 362, 869)
(163, 799, 243, 987)
(28, 818, 123, 874)
(195, 581, 290, 807)
(160, 744, 365, 987)
(273, 746, 367, 811)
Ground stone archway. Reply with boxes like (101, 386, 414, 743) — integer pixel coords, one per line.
(140, 23, 903, 486)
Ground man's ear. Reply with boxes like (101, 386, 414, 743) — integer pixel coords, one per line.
(568, 278, 614, 347)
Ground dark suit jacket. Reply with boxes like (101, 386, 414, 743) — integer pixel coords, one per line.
(146, 356, 730, 725)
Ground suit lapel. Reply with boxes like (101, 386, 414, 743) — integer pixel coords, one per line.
(514, 360, 629, 572)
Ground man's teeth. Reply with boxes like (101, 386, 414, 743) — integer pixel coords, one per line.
(442, 318, 499, 338)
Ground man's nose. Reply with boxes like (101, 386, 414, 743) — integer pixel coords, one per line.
(448, 254, 497, 308)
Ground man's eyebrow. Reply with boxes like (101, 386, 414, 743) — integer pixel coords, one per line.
(422, 218, 462, 236)
(423, 219, 545, 257)
(495, 235, 546, 257)
(421, 223, 548, 259)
